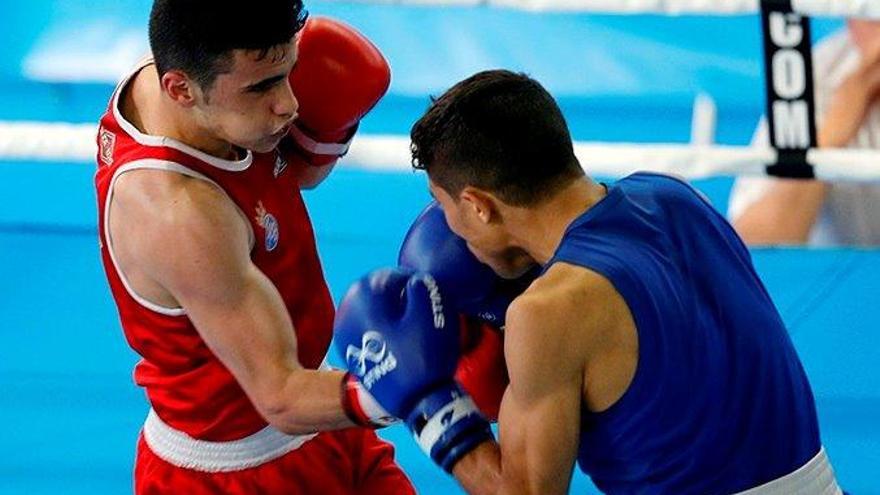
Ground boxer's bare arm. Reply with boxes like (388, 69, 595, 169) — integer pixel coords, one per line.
(109, 170, 353, 434)
(452, 292, 582, 495)
(452, 264, 638, 495)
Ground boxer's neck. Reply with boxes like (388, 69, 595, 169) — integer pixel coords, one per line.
(504, 176, 606, 265)
(126, 65, 236, 160)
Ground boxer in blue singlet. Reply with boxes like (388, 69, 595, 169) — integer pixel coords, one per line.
(333, 70, 843, 494)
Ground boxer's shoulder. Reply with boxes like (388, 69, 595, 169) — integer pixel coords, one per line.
(110, 168, 250, 274)
(113, 165, 229, 217)
(515, 263, 621, 319)
(507, 263, 633, 358)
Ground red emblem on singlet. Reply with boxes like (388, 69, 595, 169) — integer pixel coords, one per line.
(99, 127, 116, 166)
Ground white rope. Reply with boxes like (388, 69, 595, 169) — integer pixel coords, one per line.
(3, 121, 880, 182)
(349, 137, 880, 183)
(0, 121, 97, 162)
(353, 0, 880, 17)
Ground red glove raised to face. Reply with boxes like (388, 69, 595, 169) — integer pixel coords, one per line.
(282, 16, 391, 188)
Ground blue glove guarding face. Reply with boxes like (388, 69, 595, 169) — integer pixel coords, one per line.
(334, 267, 493, 471)
(399, 201, 537, 328)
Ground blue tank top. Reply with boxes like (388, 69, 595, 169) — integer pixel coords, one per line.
(547, 173, 820, 494)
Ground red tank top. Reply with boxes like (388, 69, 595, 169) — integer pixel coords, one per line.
(95, 61, 335, 441)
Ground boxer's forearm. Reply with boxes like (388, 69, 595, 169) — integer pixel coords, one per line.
(453, 440, 503, 495)
(261, 368, 357, 434)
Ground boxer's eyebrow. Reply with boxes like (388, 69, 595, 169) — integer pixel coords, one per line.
(244, 74, 287, 93)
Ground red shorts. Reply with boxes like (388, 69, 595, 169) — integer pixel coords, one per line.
(134, 428, 415, 495)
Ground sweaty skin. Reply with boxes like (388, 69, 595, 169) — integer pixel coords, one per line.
(109, 45, 356, 435)
(430, 178, 639, 495)
(452, 264, 639, 495)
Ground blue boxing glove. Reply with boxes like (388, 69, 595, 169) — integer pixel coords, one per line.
(399, 201, 536, 328)
(334, 268, 493, 472)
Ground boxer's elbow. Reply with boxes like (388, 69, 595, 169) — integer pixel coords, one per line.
(252, 372, 321, 436)
(260, 400, 319, 436)
(295, 162, 337, 190)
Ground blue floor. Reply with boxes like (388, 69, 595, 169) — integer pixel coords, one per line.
(0, 162, 878, 494)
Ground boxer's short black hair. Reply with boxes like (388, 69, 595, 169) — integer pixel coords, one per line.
(149, 0, 308, 90)
(410, 70, 584, 206)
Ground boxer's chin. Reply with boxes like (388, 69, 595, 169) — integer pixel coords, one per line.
(250, 134, 285, 154)
(488, 249, 535, 280)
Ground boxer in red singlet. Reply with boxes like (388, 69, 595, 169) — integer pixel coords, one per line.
(94, 1, 412, 492)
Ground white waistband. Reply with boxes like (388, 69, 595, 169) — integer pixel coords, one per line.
(734, 447, 841, 495)
(142, 409, 318, 472)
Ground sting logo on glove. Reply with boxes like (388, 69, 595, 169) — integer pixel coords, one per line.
(421, 274, 446, 330)
(346, 331, 398, 389)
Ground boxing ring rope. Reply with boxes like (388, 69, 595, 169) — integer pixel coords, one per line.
(0, 121, 97, 162)
(354, 0, 880, 18)
(350, 136, 880, 182)
(4, 120, 880, 182)
(3, 1, 878, 180)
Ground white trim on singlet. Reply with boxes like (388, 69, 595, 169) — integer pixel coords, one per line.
(733, 447, 842, 495)
(104, 159, 256, 316)
(142, 409, 318, 472)
(112, 56, 253, 172)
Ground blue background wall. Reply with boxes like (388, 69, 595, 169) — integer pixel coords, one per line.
(0, 2, 875, 494)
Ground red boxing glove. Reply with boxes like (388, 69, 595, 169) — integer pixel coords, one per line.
(340, 373, 398, 428)
(286, 16, 390, 172)
(455, 316, 509, 422)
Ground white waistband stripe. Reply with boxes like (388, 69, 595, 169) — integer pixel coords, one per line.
(142, 409, 318, 472)
(734, 447, 841, 495)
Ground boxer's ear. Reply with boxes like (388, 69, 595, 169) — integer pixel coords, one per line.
(460, 187, 500, 225)
(160, 70, 197, 108)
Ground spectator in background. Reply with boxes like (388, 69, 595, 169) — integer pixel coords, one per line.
(729, 20, 880, 246)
